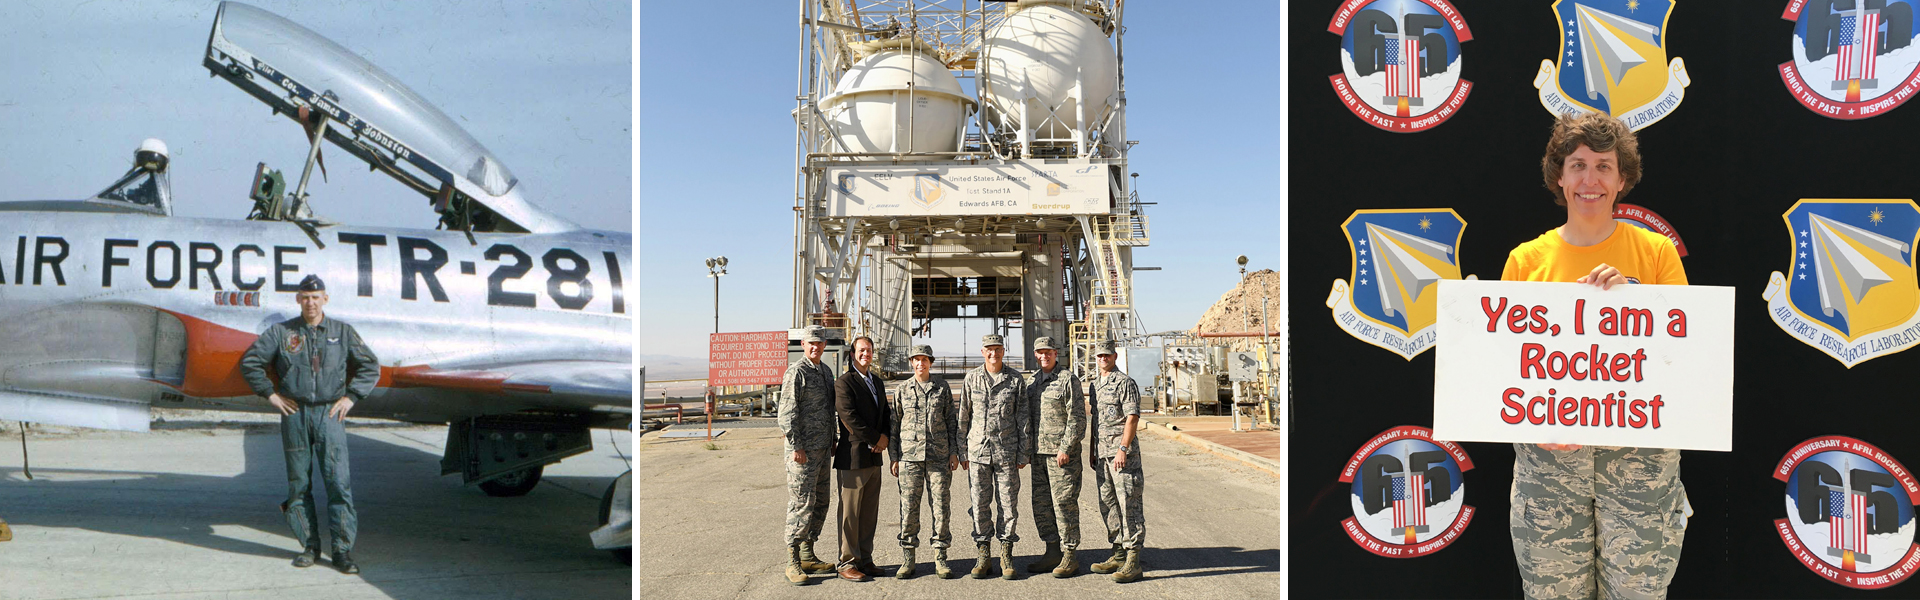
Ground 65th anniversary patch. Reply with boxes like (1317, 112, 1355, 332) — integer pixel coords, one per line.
(1780, 0, 1920, 119)
(1338, 425, 1476, 558)
(1327, 0, 1474, 132)
(1773, 435, 1919, 589)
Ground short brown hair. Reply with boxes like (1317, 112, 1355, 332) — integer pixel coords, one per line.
(1541, 112, 1641, 206)
(851, 336, 874, 350)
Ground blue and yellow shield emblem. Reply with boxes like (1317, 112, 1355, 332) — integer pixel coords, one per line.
(1328, 209, 1467, 360)
(1534, 0, 1690, 130)
(1763, 199, 1920, 367)
(912, 173, 945, 208)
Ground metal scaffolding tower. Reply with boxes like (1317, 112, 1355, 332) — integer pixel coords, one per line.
(791, 0, 1146, 376)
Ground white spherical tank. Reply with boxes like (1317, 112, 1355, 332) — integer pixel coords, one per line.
(820, 40, 974, 156)
(982, 3, 1116, 141)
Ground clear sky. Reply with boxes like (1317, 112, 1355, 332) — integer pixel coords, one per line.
(0, 0, 631, 233)
(639, 2, 1281, 361)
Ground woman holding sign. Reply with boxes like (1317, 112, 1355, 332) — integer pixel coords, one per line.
(1500, 112, 1691, 600)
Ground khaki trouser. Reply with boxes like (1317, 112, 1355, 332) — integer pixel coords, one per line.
(837, 466, 882, 567)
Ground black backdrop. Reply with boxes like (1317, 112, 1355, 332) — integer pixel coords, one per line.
(1289, 1, 1920, 597)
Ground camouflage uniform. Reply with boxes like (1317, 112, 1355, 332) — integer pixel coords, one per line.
(959, 364, 1030, 543)
(1510, 444, 1688, 600)
(780, 357, 837, 546)
(1027, 363, 1086, 550)
(1089, 369, 1145, 550)
(889, 376, 960, 549)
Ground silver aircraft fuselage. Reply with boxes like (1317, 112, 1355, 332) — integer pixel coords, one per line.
(0, 208, 631, 430)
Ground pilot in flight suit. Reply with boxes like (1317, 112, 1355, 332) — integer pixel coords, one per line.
(239, 274, 381, 574)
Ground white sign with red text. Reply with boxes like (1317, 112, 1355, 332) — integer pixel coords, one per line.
(1432, 280, 1735, 451)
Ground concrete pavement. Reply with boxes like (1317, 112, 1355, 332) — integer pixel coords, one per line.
(638, 417, 1280, 599)
(1141, 416, 1281, 476)
(0, 413, 632, 600)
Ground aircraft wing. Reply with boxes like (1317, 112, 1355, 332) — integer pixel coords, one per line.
(389, 360, 632, 415)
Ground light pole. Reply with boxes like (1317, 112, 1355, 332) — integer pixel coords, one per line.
(1237, 255, 1249, 333)
(704, 257, 727, 440)
(705, 257, 728, 334)
(1234, 255, 1249, 431)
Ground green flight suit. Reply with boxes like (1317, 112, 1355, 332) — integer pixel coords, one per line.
(240, 315, 381, 554)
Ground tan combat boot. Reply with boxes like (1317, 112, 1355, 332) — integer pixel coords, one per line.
(934, 548, 954, 579)
(797, 542, 834, 574)
(895, 547, 916, 579)
(1027, 541, 1061, 572)
(970, 542, 992, 579)
(999, 541, 1018, 580)
(1111, 548, 1143, 583)
(784, 544, 809, 586)
(1089, 543, 1124, 574)
(1051, 547, 1078, 578)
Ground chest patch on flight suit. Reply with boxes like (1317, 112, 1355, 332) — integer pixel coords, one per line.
(287, 334, 304, 354)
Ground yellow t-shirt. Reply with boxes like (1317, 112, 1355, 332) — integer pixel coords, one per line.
(1501, 222, 1687, 285)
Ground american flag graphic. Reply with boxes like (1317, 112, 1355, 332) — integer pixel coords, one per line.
(1863, 12, 1881, 80)
(1838, 16, 1856, 82)
(1406, 38, 1421, 98)
(1829, 488, 1869, 556)
(1392, 473, 1427, 529)
(1384, 39, 1403, 97)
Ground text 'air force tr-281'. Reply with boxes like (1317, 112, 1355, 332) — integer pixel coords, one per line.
(0, 2, 632, 560)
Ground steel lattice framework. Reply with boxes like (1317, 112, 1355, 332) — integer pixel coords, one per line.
(789, 0, 1144, 377)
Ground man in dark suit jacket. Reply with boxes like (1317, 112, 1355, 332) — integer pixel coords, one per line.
(833, 335, 891, 581)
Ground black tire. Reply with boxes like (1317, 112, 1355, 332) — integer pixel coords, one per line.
(600, 476, 632, 564)
(477, 466, 543, 497)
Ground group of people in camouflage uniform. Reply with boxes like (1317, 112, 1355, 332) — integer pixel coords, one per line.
(779, 327, 1147, 585)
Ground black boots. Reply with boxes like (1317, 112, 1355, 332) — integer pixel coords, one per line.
(332, 550, 360, 574)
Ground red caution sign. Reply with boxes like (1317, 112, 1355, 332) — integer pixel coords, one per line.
(708, 331, 789, 387)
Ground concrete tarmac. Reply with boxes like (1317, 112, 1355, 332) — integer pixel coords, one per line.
(638, 418, 1280, 599)
(0, 414, 632, 600)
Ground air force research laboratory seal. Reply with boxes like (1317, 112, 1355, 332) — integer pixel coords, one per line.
(1338, 426, 1476, 558)
(1773, 435, 1919, 589)
(1762, 199, 1920, 367)
(1780, 0, 1920, 119)
(1327, 209, 1468, 360)
(1535, 0, 1690, 131)
(1327, 0, 1474, 132)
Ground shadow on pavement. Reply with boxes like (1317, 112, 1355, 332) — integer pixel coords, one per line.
(1137, 545, 1281, 580)
(0, 428, 628, 599)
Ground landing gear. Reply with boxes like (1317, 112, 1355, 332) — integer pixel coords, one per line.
(441, 414, 590, 494)
(477, 465, 544, 497)
(592, 471, 633, 563)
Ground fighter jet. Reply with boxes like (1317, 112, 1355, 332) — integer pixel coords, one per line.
(0, 2, 631, 559)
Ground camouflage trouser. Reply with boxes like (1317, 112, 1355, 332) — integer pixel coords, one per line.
(1092, 452, 1146, 549)
(967, 461, 1021, 543)
(896, 460, 954, 548)
(1030, 452, 1083, 549)
(1510, 444, 1688, 600)
(784, 447, 832, 545)
(281, 401, 355, 553)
